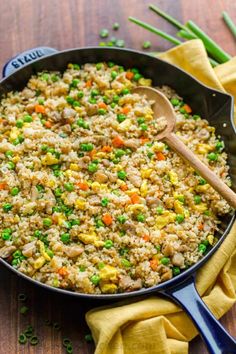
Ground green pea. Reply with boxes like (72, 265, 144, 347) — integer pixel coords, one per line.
(16, 119, 24, 128)
(7, 161, 15, 170)
(108, 61, 115, 68)
(176, 214, 185, 223)
(117, 215, 127, 224)
(121, 88, 130, 95)
(96, 63, 103, 70)
(91, 89, 100, 97)
(64, 183, 74, 192)
(5, 150, 14, 158)
(172, 266, 181, 276)
(95, 219, 104, 228)
(71, 79, 80, 88)
(104, 240, 113, 249)
(2, 228, 12, 240)
(113, 95, 120, 103)
(192, 114, 200, 120)
(72, 64, 80, 70)
(80, 143, 94, 151)
(101, 198, 109, 207)
(11, 187, 20, 196)
(60, 233, 70, 244)
(73, 100, 81, 107)
(90, 274, 100, 285)
(117, 170, 126, 180)
(3, 203, 12, 212)
(133, 73, 142, 81)
(177, 195, 185, 203)
(77, 118, 90, 129)
(66, 96, 74, 104)
(137, 117, 145, 125)
(34, 230, 42, 237)
(160, 257, 170, 265)
(88, 163, 98, 173)
(215, 141, 224, 152)
(43, 218, 52, 228)
(111, 71, 118, 79)
(79, 265, 86, 272)
(170, 98, 180, 106)
(142, 40, 151, 49)
(71, 219, 80, 226)
(117, 114, 126, 123)
(194, 195, 202, 204)
(137, 213, 145, 222)
(198, 243, 207, 253)
(207, 152, 218, 161)
(23, 115, 33, 123)
(77, 91, 84, 99)
(98, 108, 107, 115)
(113, 22, 120, 30)
(51, 74, 59, 82)
(99, 28, 109, 38)
(199, 178, 207, 185)
(110, 102, 116, 109)
(115, 149, 126, 158)
(155, 245, 161, 252)
(140, 123, 148, 131)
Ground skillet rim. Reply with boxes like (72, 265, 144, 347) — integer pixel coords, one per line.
(0, 46, 235, 299)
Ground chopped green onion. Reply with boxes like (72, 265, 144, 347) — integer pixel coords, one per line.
(142, 40, 152, 49)
(104, 240, 114, 249)
(18, 293, 27, 302)
(129, 17, 181, 45)
(20, 306, 29, 315)
(113, 22, 120, 30)
(18, 334, 27, 344)
(30, 336, 39, 346)
(222, 11, 236, 39)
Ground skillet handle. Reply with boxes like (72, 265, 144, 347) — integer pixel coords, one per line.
(161, 275, 236, 354)
(2, 47, 58, 78)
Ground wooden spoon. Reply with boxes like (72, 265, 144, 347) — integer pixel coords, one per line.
(133, 86, 236, 209)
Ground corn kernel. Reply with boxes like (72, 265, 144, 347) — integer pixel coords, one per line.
(100, 282, 118, 293)
(34, 256, 46, 270)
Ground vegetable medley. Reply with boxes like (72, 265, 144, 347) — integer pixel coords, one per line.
(0, 62, 231, 294)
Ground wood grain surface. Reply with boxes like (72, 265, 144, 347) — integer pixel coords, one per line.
(0, 1, 236, 353)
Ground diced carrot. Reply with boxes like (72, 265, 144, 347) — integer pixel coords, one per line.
(142, 234, 150, 242)
(44, 121, 52, 128)
(130, 193, 140, 204)
(182, 104, 192, 113)
(150, 258, 158, 271)
(120, 184, 128, 191)
(35, 104, 45, 114)
(126, 71, 134, 80)
(89, 149, 97, 159)
(98, 102, 107, 109)
(122, 106, 130, 115)
(156, 151, 166, 161)
(0, 182, 7, 190)
(140, 137, 149, 145)
(85, 80, 92, 88)
(102, 213, 113, 226)
(112, 136, 124, 147)
(102, 146, 112, 153)
(77, 182, 89, 191)
(198, 223, 204, 231)
(58, 267, 69, 276)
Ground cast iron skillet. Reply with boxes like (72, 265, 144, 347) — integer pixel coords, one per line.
(1, 47, 236, 354)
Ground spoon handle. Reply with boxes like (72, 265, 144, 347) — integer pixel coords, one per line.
(165, 132, 236, 209)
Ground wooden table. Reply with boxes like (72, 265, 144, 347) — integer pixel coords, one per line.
(0, 1, 235, 353)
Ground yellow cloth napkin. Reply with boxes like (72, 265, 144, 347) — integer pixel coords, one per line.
(86, 39, 236, 354)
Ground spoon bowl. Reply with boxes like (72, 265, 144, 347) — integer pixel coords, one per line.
(133, 86, 236, 209)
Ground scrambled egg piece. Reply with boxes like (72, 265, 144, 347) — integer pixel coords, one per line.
(156, 211, 176, 229)
(207, 234, 214, 245)
(38, 240, 51, 261)
(141, 169, 153, 179)
(75, 199, 86, 210)
(138, 78, 152, 86)
(78, 233, 104, 247)
(99, 265, 119, 282)
(196, 144, 214, 154)
(195, 184, 210, 193)
(140, 180, 148, 197)
(194, 203, 208, 213)
(33, 256, 46, 270)
(118, 119, 131, 132)
(100, 283, 117, 293)
(174, 200, 184, 214)
(9, 127, 20, 141)
(41, 153, 59, 166)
